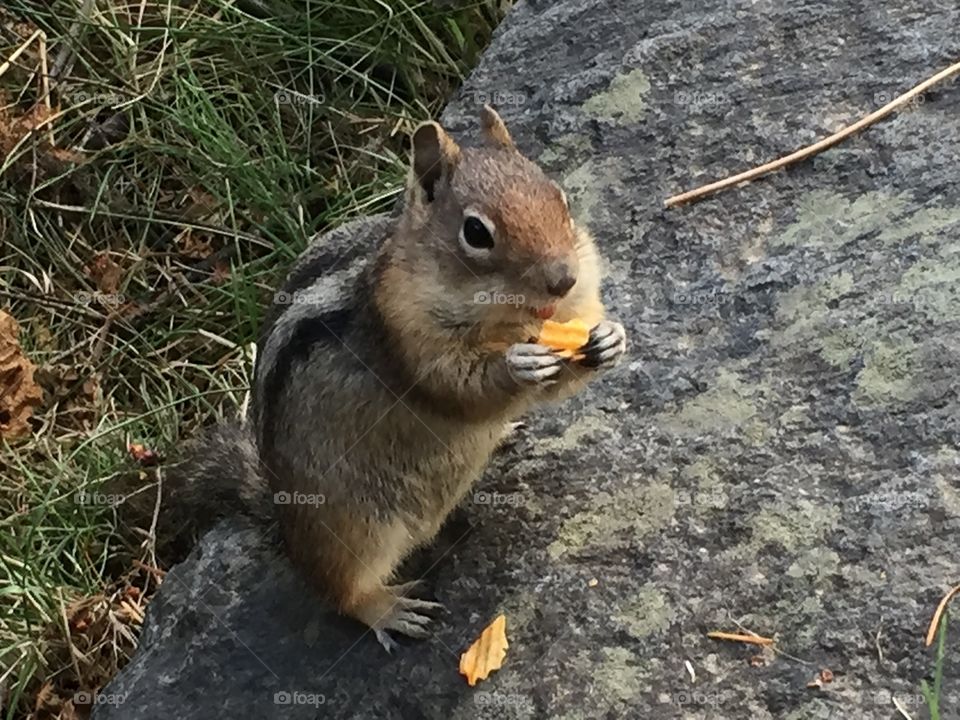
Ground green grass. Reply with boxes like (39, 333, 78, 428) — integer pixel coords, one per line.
(0, 1, 508, 716)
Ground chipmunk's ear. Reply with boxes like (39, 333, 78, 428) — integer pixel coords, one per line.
(479, 104, 514, 149)
(411, 121, 460, 202)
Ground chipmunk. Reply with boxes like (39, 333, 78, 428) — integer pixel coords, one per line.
(170, 106, 627, 651)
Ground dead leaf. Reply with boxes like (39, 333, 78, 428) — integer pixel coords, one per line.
(210, 259, 231, 285)
(807, 668, 835, 689)
(81, 374, 101, 403)
(59, 699, 81, 720)
(33, 680, 56, 712)
(19, 565, 151, 719)
(0, 100, 54, 156)
(459, 614, 508, 686)
(127, 442, 161, 466)
(185, 187, 220, 219)
(70, 613, 90, 633)
(0, 89, 86, 181)
(175, 228, 213, 260)
(85, 253, 123, 295)
(0, 310, 43, 439)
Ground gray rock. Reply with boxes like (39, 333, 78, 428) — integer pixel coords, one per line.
(96, 0, 960, 718)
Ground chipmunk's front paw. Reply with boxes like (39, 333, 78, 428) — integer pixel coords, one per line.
(506, 343, 563, 386)
(578, 321, 626, 370)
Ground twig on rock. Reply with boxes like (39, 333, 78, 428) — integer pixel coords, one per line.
(707, 630, 774, 646)
(665, 60, 960, 207)
(892, 696, 916, 720)
(925, 583, 959, 647)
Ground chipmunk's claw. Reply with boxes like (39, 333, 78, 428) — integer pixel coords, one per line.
(578, 321, 626, 369)
(500, 420, 526, 442)
(375, 628, 399, 653)
(371, 593, 444, 652)
(506, 343, 563, 386)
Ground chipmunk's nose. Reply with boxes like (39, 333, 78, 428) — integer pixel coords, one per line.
(545, 261, 577, 297)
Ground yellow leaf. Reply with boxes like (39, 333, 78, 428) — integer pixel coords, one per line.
(459, 614, 509, 686)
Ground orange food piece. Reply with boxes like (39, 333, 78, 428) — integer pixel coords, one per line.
(459, 614, 509, 686)
(537, 318, 590, 358)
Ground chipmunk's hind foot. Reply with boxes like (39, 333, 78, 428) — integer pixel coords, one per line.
(346, 583, 444, 653)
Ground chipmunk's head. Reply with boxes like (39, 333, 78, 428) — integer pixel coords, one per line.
(399, 105, 599, 337)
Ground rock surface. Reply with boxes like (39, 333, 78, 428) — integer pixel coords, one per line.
(96, 0, 960, 718)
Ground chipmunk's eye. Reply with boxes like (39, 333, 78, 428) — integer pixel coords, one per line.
(460, 214, 495, 253)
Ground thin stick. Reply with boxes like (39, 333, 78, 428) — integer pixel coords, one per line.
(38, 31, 55, 146)
(665, 60, 960, 207)
(707, 630, 774, 646)
(56, 588, 84, 683)
(875, 619, 885, 663)
(119, 599, 145, 624)
(132, 558, 166, 579)
(0, 30, 43, 80)
(143, 467, 163, 573)
(50, 0, 96, 84)
(925, 583, 959, 647)
(892, 696, 916, 720)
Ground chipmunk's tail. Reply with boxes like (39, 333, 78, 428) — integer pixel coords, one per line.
(122, 422, 273, 562)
